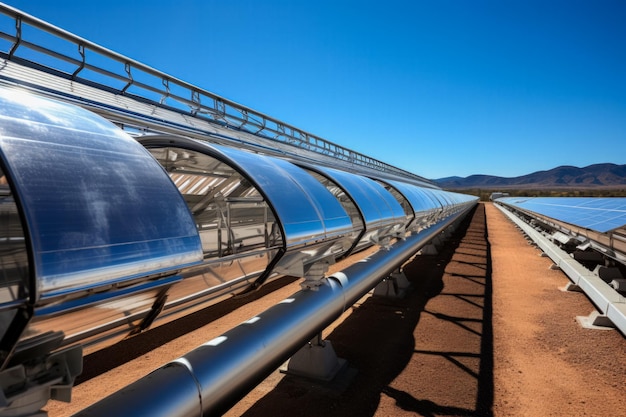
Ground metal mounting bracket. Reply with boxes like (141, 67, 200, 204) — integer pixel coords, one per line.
(300, 258, 335, 291)
(373, 268, 411, 298)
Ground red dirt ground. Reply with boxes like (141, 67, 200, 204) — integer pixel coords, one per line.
(47, 203, 625, 416)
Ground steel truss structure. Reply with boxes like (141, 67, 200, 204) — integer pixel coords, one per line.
(0, 4, 478, 417)
(0, 3, 431, 186)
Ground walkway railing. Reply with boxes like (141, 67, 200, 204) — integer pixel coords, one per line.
(0, 3, 432, 185)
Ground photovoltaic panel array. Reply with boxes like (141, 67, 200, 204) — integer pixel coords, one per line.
(497, 197, 626, 233)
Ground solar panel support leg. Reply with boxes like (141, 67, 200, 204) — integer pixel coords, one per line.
(559, 282, 583, 292)
(419, 243, 439, 255)
(281, 333, 346, 382)
(373, 268, 411, 299)
(576, 310, 616, 330)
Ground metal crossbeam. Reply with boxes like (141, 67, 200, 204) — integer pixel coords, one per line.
(0, 3, 433, 186)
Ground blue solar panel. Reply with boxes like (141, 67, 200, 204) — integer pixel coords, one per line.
(498, 197, 626, 233)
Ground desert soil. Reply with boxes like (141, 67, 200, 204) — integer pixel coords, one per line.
(47, 203, 625, 417)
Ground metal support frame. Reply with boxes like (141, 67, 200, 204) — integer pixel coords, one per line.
(0, 3, 434, 187)
(300, 257, 335, 291)
(0, 5, 480, 417)
(0, 336, 82, 417)
(70, 208, 474, 417)
(495, 204, 626, 333)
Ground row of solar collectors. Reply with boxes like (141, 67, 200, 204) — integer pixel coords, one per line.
(496, 197, 626, 234)
(496, 196, 626, 270)
(0, 88, 477, 368)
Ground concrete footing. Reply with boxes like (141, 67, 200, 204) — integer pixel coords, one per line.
(373, 270, 411, 298)
(559, 282, 583, 292)
(576, 310, 616, 330)
(419, 243, 438, 255)
(282, 337, 347, 381)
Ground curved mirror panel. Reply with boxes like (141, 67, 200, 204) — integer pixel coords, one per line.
(420, 188, 445, 212)
(144, 137, 353, 249)
(0, 89, 202, 299)
(142, 136, 355, 283)
(381, 180, 443, 230)
(146, 146, 282, 257)
(367, 179, 407, 222)
(384, 180, 440, 213)
(271, 157, 353, 239)
(302, 169, 364, 232)
(432, 190, 454, 215)
(306, 166, 404, 228)
(213, 145, 353, 246)
(376, 181, 414, 223)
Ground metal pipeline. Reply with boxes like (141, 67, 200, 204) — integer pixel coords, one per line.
(72, 205, 474, 417)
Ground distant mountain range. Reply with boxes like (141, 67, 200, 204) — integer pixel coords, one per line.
(434, 163, 626, 190)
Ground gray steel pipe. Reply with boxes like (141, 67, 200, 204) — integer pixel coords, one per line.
(73, 206, 474, 417)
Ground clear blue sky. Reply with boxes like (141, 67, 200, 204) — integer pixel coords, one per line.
(5, 0, 626, 179)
